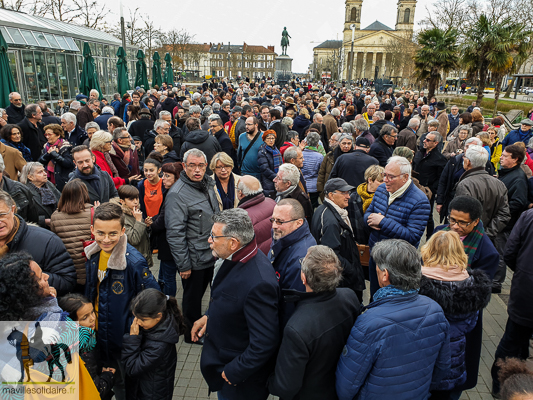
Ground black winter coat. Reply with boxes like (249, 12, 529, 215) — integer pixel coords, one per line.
(268, 289, 360, 400)
(18, 117, 46, 161)
(257, 143, 277, 197)
(6, 103, 25, 124)
(25, 182, 61, 229)
(64, 125, 88, 147)
(162, 150, 180, 165)
(292, 115, 311, 139)
(122, 316, 180, 400)
(8, 215, 76, 295)
(38, 142, 74, 191)
(505, 209, 533, 328)
(368, 136, 394, 167)
(311, 202, 365, 293)
(369, 119, 388, 138)
(0, 177, 38, 223)
(498, 165, 529, 231)
(214, 129, 236, 166)
(270, 121, 288, 150)
(179, 130, 222, 174)
(329, 150, 379, 189)
(68, 166, 118, 204)
(150, 192, 172, 261)
(129, 117, 155, 144)
(413, 148, 447, 195)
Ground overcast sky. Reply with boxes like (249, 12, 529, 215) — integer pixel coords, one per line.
(109, 0, 431, 73)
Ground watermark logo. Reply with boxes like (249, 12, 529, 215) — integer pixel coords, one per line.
(0, 321, 79, 399)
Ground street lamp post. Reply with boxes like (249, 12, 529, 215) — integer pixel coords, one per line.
(348, 24, 355, 84)
(227, 42, 231, 79)
(119, 1, 126, 50)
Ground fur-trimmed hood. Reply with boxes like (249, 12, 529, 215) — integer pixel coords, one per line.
(84, 233, 128, 270)
(419, 269, 491, 315)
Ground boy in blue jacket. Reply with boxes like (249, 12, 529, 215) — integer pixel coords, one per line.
(84, 202, 160, 400)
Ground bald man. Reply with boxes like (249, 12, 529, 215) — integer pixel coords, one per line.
(237, 175, 276, 255)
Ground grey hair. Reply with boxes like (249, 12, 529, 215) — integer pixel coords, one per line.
(341, 122, 355, 134)
(19, 162, 43, 184)
(301, 245, 343, 292)
(0, 154, 4, 173)
(408, 118, 420, 128)
(284, 146, 299, 163)
(312, 113, 322, 122)
(24, 104, 40, 118)
(154, 119, 170, 130)
(112, 127, 128, 141)
(331, 132, 342, 141)
(354, 118, 369, 131)
(372, 239, 421, 291)
(61, 112, 77, 125)
(190, 105, 202, 114)
(380, 124, 398, 137)
(183, 148, 207, 163)
(528, 137, 533, 150)
(209, 115, 223, 124)
(213, 103, 221, 111)
(8, 92, 20, 101)
(0, 189, 15, 209)
(158, 110, 171, 119)
(331, 108, 340, 117)
(84, 121, 99, 131)
(237, 179, 263, 196)
(0, 108, 5, 117)
(464, 145, 488, 168)
(339, 134, 354, 145)
(282, 117, 293, 126)
(202, 106, 212, 117)
(90, 89, 99, 96)
(374, 111, 385, 120)
(287, 130, 299, 141)
(212, 208, 255, 245)
(428, 119, 440, 128)
(306, 132, 320, 148)
(458, 125, 472, 135)
(387, 156, 412, 177)
(278, 163, 300, 186)
(465, 137, 482, 147)
(427, 131, 442, 143)
(102, 106, 114, 114)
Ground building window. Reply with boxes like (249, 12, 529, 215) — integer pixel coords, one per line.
(351, 8, 357, 22)
(218, 70, 223, 77)
(238, 62, 242, 67)
(254, 62, 258, 68)
(219, 61, 223, 67)
(404, 8, 410, 23)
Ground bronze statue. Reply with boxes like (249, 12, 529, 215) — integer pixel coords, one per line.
(281, 27, 291, 56)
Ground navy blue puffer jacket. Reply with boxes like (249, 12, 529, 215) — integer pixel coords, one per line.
(336, 293, 451, 400)
(419, 270, 491, 391)
(364, 181, 431, 249)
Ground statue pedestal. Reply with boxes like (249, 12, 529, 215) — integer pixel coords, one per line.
(275, 55, 293, 85)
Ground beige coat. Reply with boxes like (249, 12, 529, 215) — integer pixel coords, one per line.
(50, 204, 92, 285)
(0, 141, 26, 180)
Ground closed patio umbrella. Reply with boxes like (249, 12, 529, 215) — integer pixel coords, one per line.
(0, 30, 17, 108)
(79, 42, 102, 99)
(135, 49, 149, 90)
(152, 51, 162, 88)
(164, 52, 174, 86)
(116, 46, 130, 96)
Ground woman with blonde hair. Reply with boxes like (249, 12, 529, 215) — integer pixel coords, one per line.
(210, 152, 240, 209)
(419, 230, 492, 400)
(90, 130, 126, 189)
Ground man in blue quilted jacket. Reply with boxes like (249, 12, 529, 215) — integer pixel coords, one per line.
(365, 155, 431, 297)
(336, 239, 451, 400)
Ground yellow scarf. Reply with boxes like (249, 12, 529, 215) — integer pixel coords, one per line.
(229, 121, 238, 149)
(357, 183, 374, 212)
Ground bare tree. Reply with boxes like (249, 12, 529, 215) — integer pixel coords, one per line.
(72, 0, 107, 29)
(384, 32, 418, 85)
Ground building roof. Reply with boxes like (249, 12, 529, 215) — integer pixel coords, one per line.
(0, 8, 122, 48)
(362, 21, 393, 31)
(209, 43, 276, 54)
(314, 40, 343, 49)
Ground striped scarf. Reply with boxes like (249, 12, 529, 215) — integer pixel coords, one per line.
(229, 121, 238, 149)
(443, 221, 484, 269)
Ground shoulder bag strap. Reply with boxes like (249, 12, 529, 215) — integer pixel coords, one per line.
(240, 132, 261, 165)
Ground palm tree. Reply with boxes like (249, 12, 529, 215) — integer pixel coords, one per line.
(413, 28, 459, 100)
(489, 24, 532, 115)
(461, 15, 533, 108)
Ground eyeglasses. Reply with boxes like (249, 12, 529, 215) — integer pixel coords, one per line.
(334, 190, 351, 196)
(423, 138, 436, 142)
(387, 134, 398, 139)
(269, 218, 300, 225)
(209, 232, 231, 241)
(119, 136, 130, 140)
(215, 165, 231, 171)
(0, 210, 13, 221)
(382, 173, 404, 180)
(448, 216, 475, 229)
(186, 163, 206, 169)
(94, 232, 119, 239)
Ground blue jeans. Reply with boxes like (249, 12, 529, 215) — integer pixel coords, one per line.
(158, 259, 177, 297)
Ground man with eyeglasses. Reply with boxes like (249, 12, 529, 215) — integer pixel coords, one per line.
(311, 178, 365, 302)
(192, 208, 280, 400)
(414, 131, 447, 239)
(180, 117, 222, 175)
(109, 127, 141, 180)
(166, 148, 219, 344)
(434, 196, 499, 394)
(501, 118, 533, 148)
(269, 198, 316, 325)
(365, 156, 431, 297)
(369, 124, 397, 167)
(6, 91, 25, 124)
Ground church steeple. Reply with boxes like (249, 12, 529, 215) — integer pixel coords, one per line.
(395, 0, 416, 31)
(344, 0, 363, 32)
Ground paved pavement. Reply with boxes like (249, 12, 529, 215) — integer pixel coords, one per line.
(146, 256, 512, 400)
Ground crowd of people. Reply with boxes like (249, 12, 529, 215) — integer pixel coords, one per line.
(1, 79, 533, 400)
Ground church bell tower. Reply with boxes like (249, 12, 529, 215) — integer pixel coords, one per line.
(395, 0, 416, 32)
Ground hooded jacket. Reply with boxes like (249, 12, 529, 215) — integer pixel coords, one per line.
(122, 315, 180, 400)
(179, 129, 222, 174)
(84, 235, 160, 362)
(165, 171, 219, 273)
